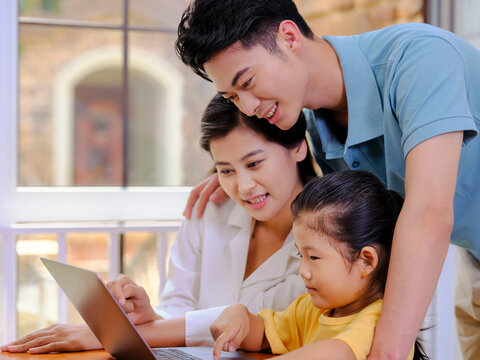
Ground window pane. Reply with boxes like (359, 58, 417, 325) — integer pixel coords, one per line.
(18, 24, 123, 186)
(454, 0, 480, 49)
(122, 232, 159, 305)
(19, 0, 123, 25)
(16, 235, 58, 338)
(66, 233, 110, 323)
(129, 0, 190, 28)
(18, 24, 215, 187)
(123, 231, 177, 306)
(129, 31, 215, 186)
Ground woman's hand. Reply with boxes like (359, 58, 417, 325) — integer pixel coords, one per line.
(1, 323, 101, 354)
(107, 274, 160, 325)
(183, 173, 228, 219)
(210, 304, 252, 360)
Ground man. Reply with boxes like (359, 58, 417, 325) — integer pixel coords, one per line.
(175, 1, 480, 359)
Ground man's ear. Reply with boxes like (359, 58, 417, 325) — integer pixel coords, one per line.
(293, 139, 308, 162)
(277, 20, 303, 52)
(358, 246, 379, 278)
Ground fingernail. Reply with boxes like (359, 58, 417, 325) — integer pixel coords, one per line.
(229, 344, 236, 352)
(210, 193, 219, 202)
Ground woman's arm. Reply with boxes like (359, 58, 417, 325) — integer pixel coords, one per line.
(155, 214, 204, 318)
(136, 317, 186, 348)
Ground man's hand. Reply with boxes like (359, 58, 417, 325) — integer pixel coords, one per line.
(107, 274, 159, 325)
(183, 173, 228, 219)
(1, 323, 101, 354)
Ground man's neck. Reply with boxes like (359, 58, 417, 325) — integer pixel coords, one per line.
(303, 37, 347, 114)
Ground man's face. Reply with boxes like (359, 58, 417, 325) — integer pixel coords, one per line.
(204, 41, 308, 130)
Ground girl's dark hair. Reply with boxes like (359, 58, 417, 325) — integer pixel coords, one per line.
(200, 94, 316, 185)
(176, 0, 314, 81)
(291, 170, 429, 360)
(291, 171, 403, 295)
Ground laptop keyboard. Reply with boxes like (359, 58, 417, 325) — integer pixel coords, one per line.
(152, 348, 202, 360)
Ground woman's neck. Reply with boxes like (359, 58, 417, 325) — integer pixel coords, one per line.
(242, 196, 297, 280)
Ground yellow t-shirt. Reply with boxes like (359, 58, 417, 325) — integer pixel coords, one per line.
(259, 293, 414, 360)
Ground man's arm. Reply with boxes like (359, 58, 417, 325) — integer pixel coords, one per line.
(367, 131, 463, 360)
(182, 173, 228, 219)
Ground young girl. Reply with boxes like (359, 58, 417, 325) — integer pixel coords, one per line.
(210, 171, 428, 360)
(2, 95, 316, 353)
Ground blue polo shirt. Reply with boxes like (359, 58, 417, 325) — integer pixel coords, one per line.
(304, 23, 480, 260)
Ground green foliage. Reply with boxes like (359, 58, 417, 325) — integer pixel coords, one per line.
(19, 0, 60, 14)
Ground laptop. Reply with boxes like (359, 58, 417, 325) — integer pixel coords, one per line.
(40, 258, 255, 360)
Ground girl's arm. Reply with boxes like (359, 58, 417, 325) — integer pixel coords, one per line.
(211, 304, 269, 360)
(275, 339, 356, 360)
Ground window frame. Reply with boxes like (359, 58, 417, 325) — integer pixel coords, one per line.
(0, 1, 191, 226)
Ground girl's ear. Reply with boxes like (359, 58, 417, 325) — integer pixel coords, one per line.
(358, 246, 379, 278)
(293, 140, 308, 162)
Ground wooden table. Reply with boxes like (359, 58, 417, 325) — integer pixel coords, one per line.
(0, 350, 275, 359)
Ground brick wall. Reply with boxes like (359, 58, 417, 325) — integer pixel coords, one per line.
(296, 0, 424, 35)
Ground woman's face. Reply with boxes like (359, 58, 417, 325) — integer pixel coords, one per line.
(209, 125, 305, 222)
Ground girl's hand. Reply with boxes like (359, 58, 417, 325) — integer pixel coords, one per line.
(1, 324, 101, 354)
(107, 274, 160, 325)
(210, 304, 251, 360)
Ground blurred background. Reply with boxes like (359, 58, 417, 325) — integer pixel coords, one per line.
(1, 1, 478, 359)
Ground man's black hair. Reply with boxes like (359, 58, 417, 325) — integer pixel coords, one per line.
(175, 0, 314, 81)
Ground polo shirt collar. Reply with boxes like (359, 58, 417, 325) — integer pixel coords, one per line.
(322, 35, 385, 148)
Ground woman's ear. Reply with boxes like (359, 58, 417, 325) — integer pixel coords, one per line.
(358, 246, 379, 278)
(293, 140, 308, 162)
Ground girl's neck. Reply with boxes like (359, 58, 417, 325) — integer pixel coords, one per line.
(329, 292, 383, 318)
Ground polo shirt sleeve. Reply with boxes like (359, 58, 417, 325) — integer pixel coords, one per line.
(390, 36, 478, 157)
(258, 294, 311, 354)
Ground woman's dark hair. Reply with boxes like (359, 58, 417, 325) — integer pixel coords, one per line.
(291, 171, 429, 360)
(200, 94, 316, 185)
(176, 0, 314, 81)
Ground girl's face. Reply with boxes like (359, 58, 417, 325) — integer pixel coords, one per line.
(209, 125, 305, 222)
(293, 212, 373, 317)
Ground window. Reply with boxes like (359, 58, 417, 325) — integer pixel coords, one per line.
(0, 0, 216, 344)
(1, 0, 217, 225)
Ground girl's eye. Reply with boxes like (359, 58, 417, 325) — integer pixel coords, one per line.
(227, 94, 238, 102)
(310, 256, 320, 261)
(241, 77, 253, 88)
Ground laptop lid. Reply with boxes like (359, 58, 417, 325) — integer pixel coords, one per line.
(41, 258, 255, 360)
(41, 257, 157, 360)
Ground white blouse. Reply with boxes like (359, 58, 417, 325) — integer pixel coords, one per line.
(155, 198, 305, 346)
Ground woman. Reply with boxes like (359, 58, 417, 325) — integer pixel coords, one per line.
(2, 94, 317, 353)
